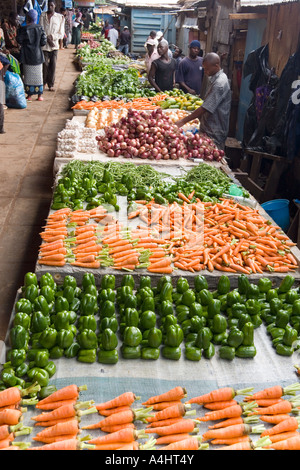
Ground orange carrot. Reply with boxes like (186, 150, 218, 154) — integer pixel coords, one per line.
(100, 423, 135, 433)
(146, 403, 195, 423)
(0, 384, 40, 409)
(147, 417, 185, 428)
(31, 401, 95, 422)
(29, 438, 95, 450)
(98, 405, 132, 417)
(259, 414, 292, 424)
(33, 433, 78, 444)
(142, 387, 187, 406)
(265, 435, 300, 450)
(88, 428, 147, 445)
(36, 385, 87, 407)
(252, 398, 285, 407)
(250, 399, 299, 416)
(202, 423, 265, 442)
(216, 436, 271, 450)
(208, 415, 259, 429)
(160, 436, 206, 450)
(81, 407, 153, 430)
(155, 432, 192, 445)
(186, 387, 253, 405)
(34, 417, 75, 427)
(210, 435, 251, 445)
(33, 419, 80, 441)
(0, 409, 23, 426)
(149, 401, 183, 411)
(197, 402, 257, 422)
(244, 383, 300, 401)
(117, 441, 139, 450)
(35, 399, 78, 411)
(95, 392, 139, 411)
(268, 431, 300, 443)
(261, 416, 300, 437)
(203, 399, 238, 410)
(145, 419, 197, 436)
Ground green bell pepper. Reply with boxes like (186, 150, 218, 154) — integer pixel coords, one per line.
(101, 274, 115, 290)
(121, 345, 141, 359)
(10, 325, 28, 349)
(78, 315, 97, 332)
(27, 367, 49, 387)
(34, 350, 50, 368)
(98, 349, 119, 364)
(194, 275, 208, 292)
(231, 303, 247, 318)
(101, 328, 118, 351)
(282, 325, 298, 347)
(242, 322, 254, 346)
(190, 316, 205, 333)
(258, 277, 273, 293)
(100, 300, 115, 318)
(24, 272, 38, 288)
(217, 275, 231, 295)
(237, 274, 251, 295)
(49, 345, 64, 359)
(40, 286, 55, 305)
(237, 313, 252, 330)
(121, 274, 135, 289)
(246, 283, 260, 299)
(13, 311, 31, 330)
(226, 290, 242, 307)
(15, 362, 29, 378)
(139, 276, 152, 289)
(275, 310, 290, 329)
(147, 327, 162, 348)
(212, 314, 227, 334)
(275, 343, 294, 356)
(185, 346, 201, 361)
(44, 361, 56, 378)
(141, 347, 160, 360)
(245, 299, 261, 316)
(9, 348, 26, 367)
(139, 311, 156, 331)
(53, 310, 71, 331)
(55, 296, 69, 313)
(39, 327, 57, 349)
(140, 296, 155, 313)
(176, 277, 190, 294)
(162, 346, 181, 360)
(82, 273, 96, 291)
(235, 345, 257, 358)
(164, 324, 184, 348)
(278, 275, 295, 293)
(207, 299, 221, 319)
(203, 342, 216, 359)
(30, 311, 49, 334)
(33, 295, 50, 316)
(227, 326, 244, 348)
(64, 342, 80, 358)
(292, 300, 300, 317)
(285, 289, 300, 305)
(195, 327, 213, 350)
(24, 284, 39, 303)
(219, 345, 235, 360)
(77, 348, 97, 363)
(123, 294, 137, 310)
(40, 272, 56, 290)
(159, 300, 173, 317)
(15, 298, 32, 315)
(77, 329, 98, 349)
(117, 286, 133, 305)
(124, 308, 139, 327)
(56, 329, 74, 349)
(63, 286, 76, 305)
(80, 293, 98, 316)
(1, 368, 18, 387)
(99, 316, 118, 333)
(181, 289, 196, 307)
(98, 288, 116, 305)
(63, 275, 77, 290)
(159, 282, 173, 303)
(123, 326, 142, 347)
(189, 302, 203, 318)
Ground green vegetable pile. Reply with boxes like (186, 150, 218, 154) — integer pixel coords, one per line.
(76, 43, 130, 67)
(1, 271, 299, 390)
(51, 160, 246, 211)
(75, 63, 155, 100)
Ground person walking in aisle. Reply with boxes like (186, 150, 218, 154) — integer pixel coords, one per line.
(118, 26, 130, 56)
(148, 39, 176, 93)
(17, 9, 46, 101)
(39, 0, 64, 92)
(175, 52, 231, 150)
(71, 11, 83, 50)
(176, 40, 203, 96)
(108, 24, 119, 48)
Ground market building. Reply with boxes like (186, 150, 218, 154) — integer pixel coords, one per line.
(0, 0, 300, 452)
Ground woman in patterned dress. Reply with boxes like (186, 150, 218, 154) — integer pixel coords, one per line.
(17, 9, 46, 101)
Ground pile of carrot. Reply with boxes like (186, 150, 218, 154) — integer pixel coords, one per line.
(129, 197, 298, 274)
(72, 94, 168, 111)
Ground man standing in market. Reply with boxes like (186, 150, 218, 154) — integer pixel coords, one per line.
(39, 0, 64, 91)
(118, 26, 131, 56)
(176, 40, 204, 96)
(175, 52, 231, 150)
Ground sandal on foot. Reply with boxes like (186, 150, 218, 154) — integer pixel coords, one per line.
(37, 96, 44, 101)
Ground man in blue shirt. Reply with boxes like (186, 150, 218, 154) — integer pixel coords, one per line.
(176, 40, 203, 96)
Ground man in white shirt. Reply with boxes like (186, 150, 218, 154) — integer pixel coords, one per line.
(108, 26, 119, 48)
(39, 0, 64, 91)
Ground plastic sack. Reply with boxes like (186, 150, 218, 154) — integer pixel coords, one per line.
(7, 54, 21, 75)
(4, 70, 27, 109)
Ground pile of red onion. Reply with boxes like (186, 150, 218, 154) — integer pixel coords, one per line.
(96, 108, 224, 161)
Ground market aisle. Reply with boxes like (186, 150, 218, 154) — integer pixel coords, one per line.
(0, 47, 79, 340)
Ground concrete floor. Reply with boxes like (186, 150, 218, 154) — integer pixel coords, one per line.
(0, 47, 79, 341)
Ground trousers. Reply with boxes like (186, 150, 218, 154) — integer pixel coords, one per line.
(43, 50, 58, 88)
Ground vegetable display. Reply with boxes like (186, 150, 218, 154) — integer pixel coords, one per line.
(1, 271, 299, 396)
(1, 381, 300, 449)
(97, 107, 224, 161)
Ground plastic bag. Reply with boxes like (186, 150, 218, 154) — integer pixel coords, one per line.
(4, 70, 27, 109)
(7, 54, 21, 75)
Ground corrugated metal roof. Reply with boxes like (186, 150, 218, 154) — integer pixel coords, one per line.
(240, 0, 298, 6)
(112, 0, 180, 8)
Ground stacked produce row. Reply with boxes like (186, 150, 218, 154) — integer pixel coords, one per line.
(1, 32, 300, 451)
